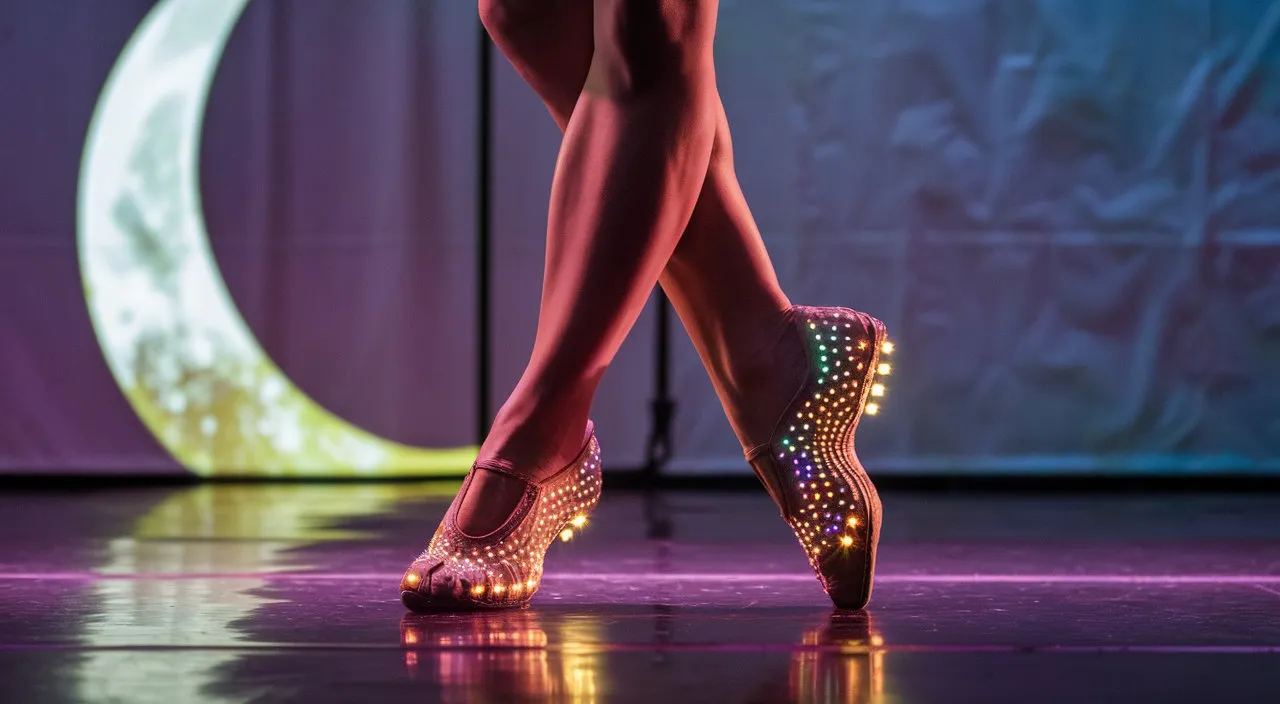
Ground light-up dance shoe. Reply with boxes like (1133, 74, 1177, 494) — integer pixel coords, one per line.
(400, 426, 603, 611)
(748, 306, 893, 610)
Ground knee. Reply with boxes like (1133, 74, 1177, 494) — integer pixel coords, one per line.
(590, 0, 717, 100)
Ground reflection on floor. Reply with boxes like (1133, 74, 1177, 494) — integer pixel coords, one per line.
(1, 484, 1279, 703)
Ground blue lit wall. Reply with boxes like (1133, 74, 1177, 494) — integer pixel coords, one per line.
(659, 0, 1280, 475)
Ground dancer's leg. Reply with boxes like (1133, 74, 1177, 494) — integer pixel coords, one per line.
(459, 0, 723, 535)
(478, 0, 804, 460)
(472, 0, 889, 612)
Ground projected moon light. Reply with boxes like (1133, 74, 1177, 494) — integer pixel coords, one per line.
(77, 0, 476, 476)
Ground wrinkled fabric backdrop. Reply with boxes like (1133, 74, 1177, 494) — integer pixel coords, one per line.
(1, 0, 1277, 476)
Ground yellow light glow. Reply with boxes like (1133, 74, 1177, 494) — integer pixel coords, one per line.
(470, 585, 485, 597)
(881, 341, 894, 354)
(848, 516, 858, 527)
(570, 515, 587, 528)
(871, 383, 885, 397)
(492, 584, 505, 594)
(866, 403, 880, 415)
(877, 363, 891, 375)
(560, 529, 574, 542)
(840, 535, 854, 547)
(404, 573, 419, 585)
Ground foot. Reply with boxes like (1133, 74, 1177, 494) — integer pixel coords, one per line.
(455, 420, 593, 537)
(399, 426, 603, 611)
(743, 306, 893, 609)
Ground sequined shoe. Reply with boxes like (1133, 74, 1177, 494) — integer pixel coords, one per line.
(400, 426, 603, 612)
(748, 306, 893, 610)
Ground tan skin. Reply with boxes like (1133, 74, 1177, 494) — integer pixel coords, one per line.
(456, 0, 807, 543)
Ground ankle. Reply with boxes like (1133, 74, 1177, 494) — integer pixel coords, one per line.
(478, 400, 593, 482)
(719, 306, 797, 390)
(712, 307, 809, 450)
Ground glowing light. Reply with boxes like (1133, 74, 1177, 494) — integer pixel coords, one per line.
(743, 311, 891, 608)
(881, 341, 894, 354)
(404, 573, 419, 585)
(400, 441, 602, 607)
(877, 363, 892, 375)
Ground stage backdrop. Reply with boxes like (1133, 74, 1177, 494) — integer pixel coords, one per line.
(1, 0, 1277, 477)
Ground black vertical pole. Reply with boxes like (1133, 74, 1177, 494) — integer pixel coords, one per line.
(645, 293, 676, 480)
(476, 22, 493, 444)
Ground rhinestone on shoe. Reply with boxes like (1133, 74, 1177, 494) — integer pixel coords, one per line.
(400, 429, 603, 611)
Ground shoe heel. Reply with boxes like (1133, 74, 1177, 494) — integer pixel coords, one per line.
(557, 511, 591, 543)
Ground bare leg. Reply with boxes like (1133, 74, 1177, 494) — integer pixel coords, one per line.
(406, 0, 886, 611)
(478, 0, 804, 460)
(458, 0, 726, 536)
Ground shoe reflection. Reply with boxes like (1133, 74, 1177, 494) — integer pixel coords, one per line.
(401, 611, 602, 703)
(788, 612, 885, 704)
(400, 610, 884, 704)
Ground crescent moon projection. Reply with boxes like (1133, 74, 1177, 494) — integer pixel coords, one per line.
(77, 0, 476, 477)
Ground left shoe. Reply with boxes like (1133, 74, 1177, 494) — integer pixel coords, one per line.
(399, 425, 603, 612)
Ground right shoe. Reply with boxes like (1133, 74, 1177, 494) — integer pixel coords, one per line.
(399, 424, 603, 612)
(747, 306, 893, 610)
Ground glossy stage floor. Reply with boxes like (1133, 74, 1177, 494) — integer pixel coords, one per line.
(2, 483, 1279, 703)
